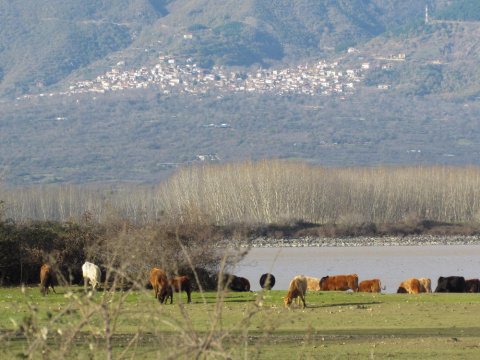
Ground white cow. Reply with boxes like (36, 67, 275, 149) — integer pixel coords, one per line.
(82, 261, 101, 291)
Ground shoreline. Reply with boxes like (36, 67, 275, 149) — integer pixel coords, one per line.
(239, 235, 480, 248)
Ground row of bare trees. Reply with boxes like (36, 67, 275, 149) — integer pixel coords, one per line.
(3, 161, 480, 225)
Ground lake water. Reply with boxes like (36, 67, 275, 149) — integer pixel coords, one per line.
(234, 245, 480, 293)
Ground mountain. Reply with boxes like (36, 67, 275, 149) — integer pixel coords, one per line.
(0, 0, 436, 98)
(2, 1, 480, 186)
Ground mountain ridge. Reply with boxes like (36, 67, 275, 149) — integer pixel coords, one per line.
(2, 1, 480, 186)
(0, 0, 442, 98)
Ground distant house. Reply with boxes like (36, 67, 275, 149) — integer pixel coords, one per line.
(196, 154, 220, 162)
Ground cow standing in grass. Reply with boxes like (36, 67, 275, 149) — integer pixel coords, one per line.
(215, 274, 251, 292)
(320, 274, 359, 292)
(397, 278, 426, 294)
(418, 278, 432, 293)
(149, 267, 171, 303)
(284, 275, 307, 308)
(82, 261, 101, 291)
(435, 276, 466, 293)
(259, 273, 276, 290)
(166, 276, 192, 304)
(465, 279, 480, 293)
(40, 264, 56, 295)
(305, 276, 321, 291)
(230, 276, 250, 292)
(358, 279, 382, 293)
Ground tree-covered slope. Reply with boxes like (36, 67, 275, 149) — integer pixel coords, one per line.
(0, 0, 433, 98)
(0, 0, 169, 97)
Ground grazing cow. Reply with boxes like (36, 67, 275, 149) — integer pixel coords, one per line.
(358, 279, 382, 293)
(167, 276, 192, 303)
(82, 261, 101, 291)
(465, 279, 480, 293)
(40, 264, 56, 295)
(435, 276, 466, 293)
(149, 267, 171, 303)
(320, 274, 359, 292)
(397, 278, 424, 294)
(284, 275, 307, 308)
(214, 273, 235, 290)
(305, 276, 321, 291)
(215, 274, 251, 292)
(230, 276, 250, 292)
(418, 278, 432, 293)
(259, 273, 276, 290)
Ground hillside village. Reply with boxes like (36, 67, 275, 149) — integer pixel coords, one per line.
(16, 53, 386, 101)
(68, 56, 370, 97)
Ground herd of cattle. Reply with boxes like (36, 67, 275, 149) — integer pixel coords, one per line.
(283, 274, 480, 308)
(38, 262, 480, 308)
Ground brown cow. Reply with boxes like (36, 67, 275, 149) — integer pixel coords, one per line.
(305, 276, 321, 291)
(284, 275, 307, 308)
(167, 276, 192, 304)
(149, 267, 171, 303)
(418, 278, 432, 293)
(358, 279, 382, 293)
(40, 264, 56, 295)
(320, 274, 359, 292)
(397, 278, 425, 294)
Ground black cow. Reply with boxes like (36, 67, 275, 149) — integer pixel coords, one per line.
(214, 273, 250, 292)
(465, 279, 480, 293)
(259, 273, 276, 290)
(435, 276, 466, 293)
(230, 276, 250, 292)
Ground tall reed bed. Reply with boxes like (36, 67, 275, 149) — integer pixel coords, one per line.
(2, 161, 480, 225)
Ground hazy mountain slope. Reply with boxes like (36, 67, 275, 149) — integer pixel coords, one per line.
(0, 0, 434, 97)
(435, 0, 480, 21)
(362, 16, 480, 97)
(2, 89, 480, 185)
(0, 0, 168, 97)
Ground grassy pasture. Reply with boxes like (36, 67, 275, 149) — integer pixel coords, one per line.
(1, 286, 480, 358)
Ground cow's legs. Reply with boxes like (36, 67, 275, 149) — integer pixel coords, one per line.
(300, 294, 306, 308)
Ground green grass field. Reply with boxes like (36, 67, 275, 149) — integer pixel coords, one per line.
(1, 286, 480, 359)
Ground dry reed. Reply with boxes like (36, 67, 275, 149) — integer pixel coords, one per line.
(2, 161, 480, 226)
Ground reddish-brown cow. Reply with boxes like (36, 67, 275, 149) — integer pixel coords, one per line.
(40, 264, 56, 296)
(149, 267, 171, 303)
(320, 274, 359, 292)
(358, 279, 382, 293)
(167, 276, 192, 304)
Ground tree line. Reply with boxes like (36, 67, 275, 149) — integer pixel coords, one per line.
(2, 161, 480, 226)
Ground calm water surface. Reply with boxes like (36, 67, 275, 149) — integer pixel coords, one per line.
(235, 245, 480, 293)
